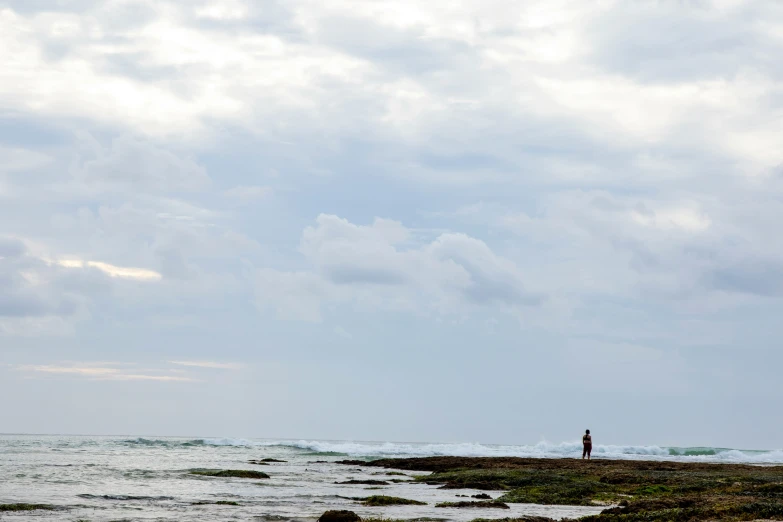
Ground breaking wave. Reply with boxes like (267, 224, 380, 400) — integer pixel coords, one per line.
(121, 438, 205, 447)
(117, 437, 783, 464)
(189, 439, 783, 464)
(78, 494, 175, 501)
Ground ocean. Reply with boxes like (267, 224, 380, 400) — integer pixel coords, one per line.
(1, 435, 781, 521)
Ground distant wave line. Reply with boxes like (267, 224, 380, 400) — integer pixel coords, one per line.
(117, 437, 783, 464)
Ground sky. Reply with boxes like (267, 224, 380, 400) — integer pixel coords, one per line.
(1, 0, 782, 449)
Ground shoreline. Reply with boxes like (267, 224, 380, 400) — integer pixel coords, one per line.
(336, 456, 783, 521)
(338, 455, 783, 472)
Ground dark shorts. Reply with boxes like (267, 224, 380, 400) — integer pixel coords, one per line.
(583, 444, 592, 457)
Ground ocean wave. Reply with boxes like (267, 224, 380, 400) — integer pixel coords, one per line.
(78, 494, 175, 501)
(119, 437, 783, 464)
(121, 438, 205, 447)
(262, 440, 676, 459)
(221, 439, 783, 464)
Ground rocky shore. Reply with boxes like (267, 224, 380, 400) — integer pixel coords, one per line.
(337, 456, 783, 521)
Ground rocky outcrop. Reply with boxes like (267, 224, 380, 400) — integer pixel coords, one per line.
(335, 479, 389, 485)
(436, 501, 510, 509)
(318, 510, 361, 522)
(190, 469, 269, 479)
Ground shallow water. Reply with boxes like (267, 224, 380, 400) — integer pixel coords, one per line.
(0, 435, 778, 521)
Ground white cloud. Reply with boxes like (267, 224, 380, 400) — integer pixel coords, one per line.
(72, 135, 210, 193)
(1, 0, 783, 444)
(0, 146, 52, 173)
(195, 0, 248, 21)
(20, 364, 195, 382)
(256, 214, 542, 321)
(255, 269, 328, 322)
(51, 258, 163, 281)
(630, 206, 712, 232)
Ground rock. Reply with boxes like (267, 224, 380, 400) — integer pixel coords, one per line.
(436, 501, 510, 509)
(190, 469, 269, 479)
(472, 493, 492, 499)
(361, 496, 426, 506)
(318, 510, 361, 522)
(336, 479, 389, 485)
(0, 504, 57, 512)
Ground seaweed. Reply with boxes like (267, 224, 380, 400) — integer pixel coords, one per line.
(190, 469, 269, 479)
(0, 504, 57, 512)
(360, 496, 427, 506)
(336, 479, 390, 485)
(436, 501, 510, 509)
(340, 456, 783, 521)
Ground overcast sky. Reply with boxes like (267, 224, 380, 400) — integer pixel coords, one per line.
(1, 0, 782, 449)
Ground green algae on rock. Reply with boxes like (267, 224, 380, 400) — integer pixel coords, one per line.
(471, 518, 571, 522)
(340, 456, 783, 521)
(317, 510, 361, 522)
(436, 501, 510, 509)
(190, 469, 270, 479)
(360, 496, 427, 506)
(0, 504, 57, 511)
(337, 479, 390, 485)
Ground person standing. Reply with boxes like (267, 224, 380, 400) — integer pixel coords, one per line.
(582, 430, 592, 460)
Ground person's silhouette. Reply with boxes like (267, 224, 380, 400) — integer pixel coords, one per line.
(582, 430, 592, 460)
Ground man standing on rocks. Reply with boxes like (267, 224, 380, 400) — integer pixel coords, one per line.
(582, 430, 592, 460)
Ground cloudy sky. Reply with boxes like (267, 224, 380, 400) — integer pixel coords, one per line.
(1, 0, 781, 448)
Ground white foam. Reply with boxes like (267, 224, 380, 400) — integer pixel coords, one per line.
(188, 438, 783, 464)
(193, 438, 783, 464)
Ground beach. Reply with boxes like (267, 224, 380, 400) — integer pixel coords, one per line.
(1, 436, 782, 521)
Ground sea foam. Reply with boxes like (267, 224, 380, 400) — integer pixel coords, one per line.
(187, 438, 783, 464)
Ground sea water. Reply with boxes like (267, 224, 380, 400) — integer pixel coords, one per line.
(1, 435, 781, 521)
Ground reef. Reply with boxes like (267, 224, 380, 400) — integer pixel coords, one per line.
(436, 501, 510, 509)
(319, 510, 362, 522)
(190, 469, 270, 479)
(360, 496, 427, 506)
(250, 458, 288, 464)
(338, 456, 783, 521)
(337, 479, 391, 485)
(0, 504, 57, 512)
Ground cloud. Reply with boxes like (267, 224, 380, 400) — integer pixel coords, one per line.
(20, 364, 195, 382)
(51, 259, 163, 282)
(72, 135, 210, 193)
(427, 233, 544, 307)
(0, 237, 26, 258)
(255, 214, 543, 321)
(706, 258, 783, 297)
(300, 215, 412, 286)
(255, 269, 328, 322)
(0, 238, 81, 319)
(0, 146, 52, 173)
(2, 0, 783, 444)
